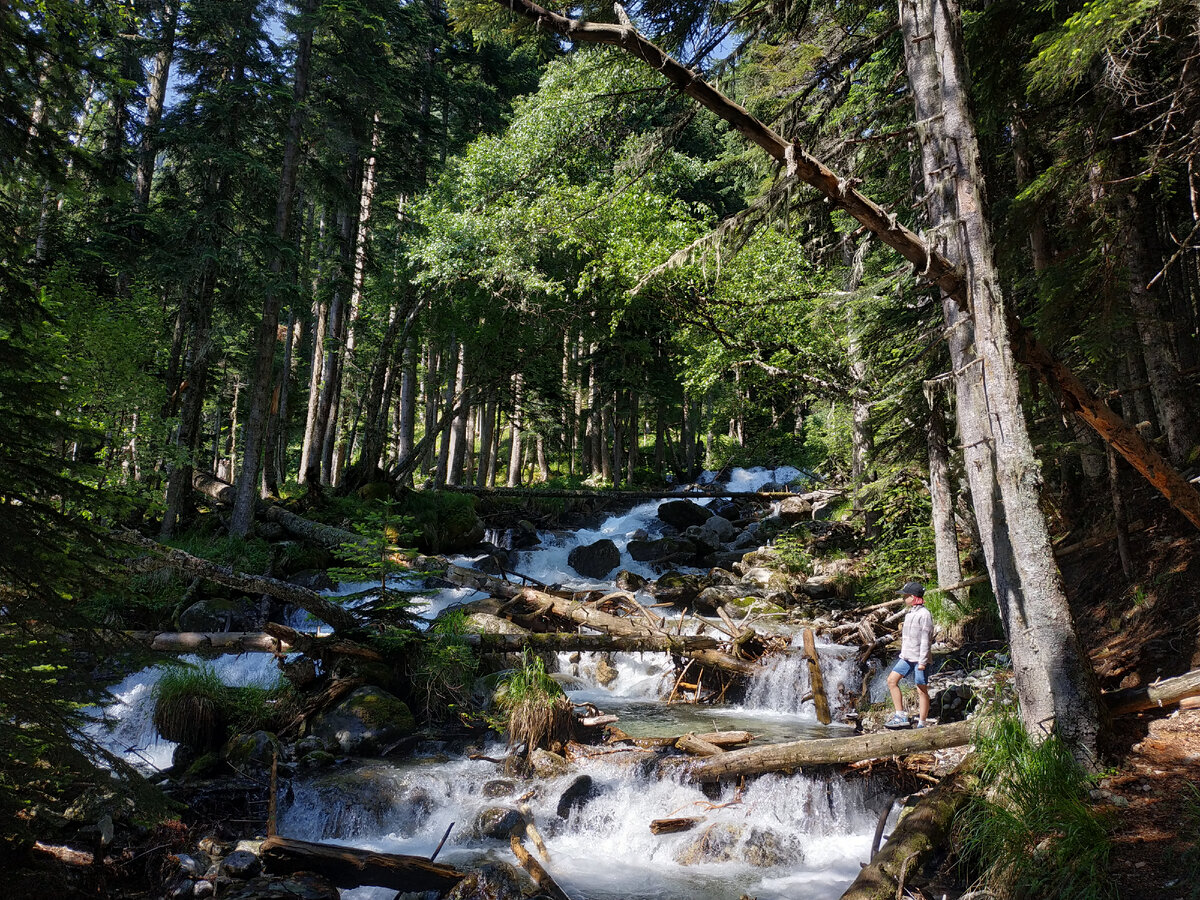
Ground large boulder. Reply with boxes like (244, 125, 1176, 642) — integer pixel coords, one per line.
(567, 539, 620, 579)
(656, 499, 713, 530)
(777, 495, 814, 523)
(472, 806, 523, 840)
(311, 686, 415, 756)
(221, 873, 339, 900)
(700, 515, 736, 542)
(556, 774, 603, 819)
(649, 571, 705, 607)
(628, 537, 692, 562)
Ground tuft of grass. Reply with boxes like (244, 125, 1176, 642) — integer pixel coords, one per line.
(496, 652, 573, 755)
(955, 711, 1115, 900)
(152, 665, 227, 750)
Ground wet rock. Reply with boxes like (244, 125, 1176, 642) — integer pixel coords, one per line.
(298, 749, 336, 769)
(595, 656, 619, 687)
(529, 748, 569, 778)
(175, 853, 206, 877)
(657, 499, 713, 530)
(474, 545, 519, 575)
(740, 566, 775, 588)
(224, 730, 281, 771)
(695, 587, 736, 614)
(473, 806, 523, 839)
(222, 850, 261, 879)
(556, 774, 602, 819)
(731, 530, 760, 551)
(165, 876, 195, 899)
(675, 823, 744, 865)
(683, 526, 721, 554)
(743, 827, 805, 867)
(758, 481, 786, 493)
(796, 575, 839, 600)
(481, 779, 517, 798)
(311, 685, 415, 755)
(445, 861, 526, 900)
(294, 766, 430, 838)
(650, 571, 705, 606)
(777, 495, 814, 523)
(567, 539, 620, 579)
(702, 514, 735, 541)
(708, 499, 739, 519)
(220, 873, 339, 899)
(194, 880, 215, 898)
(628, 537, 691, 563)
(615, 570, 647, 592)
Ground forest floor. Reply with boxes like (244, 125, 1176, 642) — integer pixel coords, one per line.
(1059, 512, 1200, 900)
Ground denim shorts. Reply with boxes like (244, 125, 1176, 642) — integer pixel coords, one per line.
(892, 658, 928, 686)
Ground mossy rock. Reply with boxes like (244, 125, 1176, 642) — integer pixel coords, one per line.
(224, 730, 281, 769)
(311, 686, 415, 755)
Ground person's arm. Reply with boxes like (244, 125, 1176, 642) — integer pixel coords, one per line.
(917, 610, 933, 668)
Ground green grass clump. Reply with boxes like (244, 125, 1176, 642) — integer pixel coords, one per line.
(955, 712, 1115, 900)
(152, 665, 228, 750)
(496, 652, 572, 754)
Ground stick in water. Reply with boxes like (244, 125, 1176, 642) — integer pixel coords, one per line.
(430, 822, 454, 862)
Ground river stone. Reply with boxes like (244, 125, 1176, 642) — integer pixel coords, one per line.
(737, 548, 782, 572)
(595, 656, 619, 687)
(311, 686, 415, 755)
(224, 730, 281, 770)
(529, 748, 569, 778)
(628, 537, 690, 562)
(556, 774, 603, 819)
(743, 826, 805, 867)
(675, 823, 744, 865)
(287, 570, 336, 592)
(740, 566, 775, 588)
(445, 861, 525, 900)
(811, 499, 837, 521)
(473, 806, 522, 839)
(220, 873, 339, 900)
(481, 779, 517, 798)
(778, 495, 814, 522)
(700, 515, 736, 541)
(221, 850, 261, 879)
(657, 499, 712, 530)
(194, 879, 215, 898)
(694, 587, 734, 614)
(650, 571, 704, 606)
(567, 539, 620, 579)
(683, 525, 721, 554)
(796, 575, 839, 599)
(615, 570, 647, 592)
(297, 749, 335, 769)
(731, 530, 760, 551)
(175, 853, 206, 877)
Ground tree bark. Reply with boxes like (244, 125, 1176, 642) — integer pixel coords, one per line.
(507, 374, 524, 487)
(134, 0, 179, 211)
(925, 385, 964, 605)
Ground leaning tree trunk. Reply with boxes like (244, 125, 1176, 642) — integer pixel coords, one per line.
(905, 0, 1100, 758)
(925, 384, 964, 606)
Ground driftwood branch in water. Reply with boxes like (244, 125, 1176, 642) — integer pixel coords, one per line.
(668, 720, 974, 781)
(1105, 667, 1200, 716)
(802, 628, 832, 725)
(650, 817, 704, 835)
(608, 729, 754, 750)
(115, 530, 360, 633)
(675, 732, 726, 756)
(509, 829, 570, 900)
(125, 631, 288, 654)
(259, 835, 464, 893)
(838, 766, 976, 900)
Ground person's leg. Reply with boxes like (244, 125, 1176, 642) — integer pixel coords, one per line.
(887, 669, 903, 712)
(916, 683, 930, 723)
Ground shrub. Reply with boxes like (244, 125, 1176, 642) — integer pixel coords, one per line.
(151, 666, 227, 750)
(955, 711, 1114, 900)
(496, 652, 573, 754)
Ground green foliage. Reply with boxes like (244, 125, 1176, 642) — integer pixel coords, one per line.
(773, 530, 813, 576)
(152, 665, 228, 750)
(956, 712, 1115, 900)
(410, 610, 480, 723)
(495, 651, 573, 754)
(1029, 0, 1163, 95)
(496, 651, 564, 712)
(394, 491, 480, 554)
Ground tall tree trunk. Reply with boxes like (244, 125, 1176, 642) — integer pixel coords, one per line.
(447, 341, 468, 486)
(476, 398, 496, 488)
(436, 340, 460, 486)
(299, 279, 328, 484)
(926, 384, 964, 606)
(903, 0, 1100, 758)
(134, 0, 179, 211)
(397, 331, 417, 480)
(627, 390, 639, 484)
(506, 374, 524, 488)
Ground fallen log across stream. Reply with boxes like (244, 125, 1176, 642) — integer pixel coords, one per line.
(663, 720, 975, 781)
(115, 531, 361, 632)
(259, 835, 465, 893)
(444, 564, 759, 678)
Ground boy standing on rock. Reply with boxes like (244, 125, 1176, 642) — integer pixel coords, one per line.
(885, 581, 933, 729)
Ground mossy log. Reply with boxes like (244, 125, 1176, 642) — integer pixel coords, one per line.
(260, 835, 464, 893)
(669, 720, 974, 781)
(838, 766, 976, 900)
(126, 631, 288, 653)
(116, 531, 360, 632)
(608, 729, 754, 750)
(464, 631, 720, 653)
(262, 505, 368, 551)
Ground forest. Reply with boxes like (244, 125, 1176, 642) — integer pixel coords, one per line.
(3, 0, 1200, 897)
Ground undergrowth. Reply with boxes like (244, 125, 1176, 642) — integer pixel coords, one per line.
(955, 711, 1115, 900)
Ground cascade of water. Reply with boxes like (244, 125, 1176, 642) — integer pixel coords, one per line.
(743, 640, 862, 719)
(84, 653, 281, 771)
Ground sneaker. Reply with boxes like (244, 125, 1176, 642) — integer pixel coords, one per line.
(913, 720, 927, 729)
(884, 712, 911, 729)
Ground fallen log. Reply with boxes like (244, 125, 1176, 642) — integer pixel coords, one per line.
(262, 622, 384, 661)
(669, 720, 974, 781)
(263, 505, 368, 552)
(838, 766, 977, 900)
(510, 830, 570, 900)
(608, 729, 754, 750)
(464, 632, 720, 654)
(115, 531, 360, 632)
(126, 631, 287, 654)
(259, 835, 464, 893)
(192, 470, 235, 504)
(803, 629, 832, 725)
(650, 817, 703, 835)
(676, 733, 726, 756)
(1104, 667, 1200, 716)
